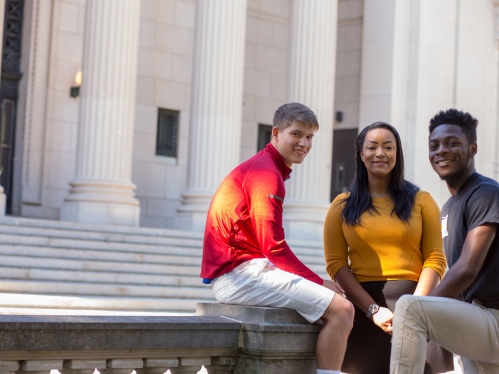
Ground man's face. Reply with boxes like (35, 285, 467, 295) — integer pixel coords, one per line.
(428, 124, 476, 182)
(272, 121, 316, 167)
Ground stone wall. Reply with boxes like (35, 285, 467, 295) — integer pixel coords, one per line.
(0, 304, 321, 374)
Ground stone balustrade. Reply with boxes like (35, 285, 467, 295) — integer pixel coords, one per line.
(0, 303, 321, 374)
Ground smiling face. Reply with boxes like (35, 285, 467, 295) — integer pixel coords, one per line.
(361, 128, 397, 181)
(428, 124, 476, 185)
(271, 121, 315, 167)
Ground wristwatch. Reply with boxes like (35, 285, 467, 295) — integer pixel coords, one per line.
(366, 303, 380, 319)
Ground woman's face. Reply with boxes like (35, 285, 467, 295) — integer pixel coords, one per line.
(361, 128, 397, 180)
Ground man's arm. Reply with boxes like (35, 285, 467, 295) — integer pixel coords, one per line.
(430, 223, 498, 298)
(247, 169, 323, 285)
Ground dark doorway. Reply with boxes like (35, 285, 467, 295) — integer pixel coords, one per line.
(0, 0, 25, 214)
(330, 128, 357, 201)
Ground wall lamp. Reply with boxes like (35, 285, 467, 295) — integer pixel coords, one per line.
(70, 71, 82, 98)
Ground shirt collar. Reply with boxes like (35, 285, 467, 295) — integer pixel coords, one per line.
(264, 143, 292, 180)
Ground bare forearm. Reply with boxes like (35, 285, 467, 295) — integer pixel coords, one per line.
(414, 268, 440, 296)
(429, 264, 476, 298)
(335, 266, 376, 314)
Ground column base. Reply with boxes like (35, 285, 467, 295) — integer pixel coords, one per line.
(60, 201, 140, 226)
(175, 192, 213, 232)
(0, 185, 5, 216)
(283, 201, 330, 242)
(60, 179, 140, 226)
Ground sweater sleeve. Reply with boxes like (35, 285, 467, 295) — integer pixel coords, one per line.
(419, 191, 447, 278)
(323, 194, 350, 281)
(246, 169, 323, 285)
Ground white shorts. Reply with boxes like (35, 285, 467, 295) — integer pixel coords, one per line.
(211, 258, 335, 323)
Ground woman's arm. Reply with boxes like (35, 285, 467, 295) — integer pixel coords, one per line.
(336, 266, 393, 334)
(413, 267, 440, 296)
(419, 193, 447, 279)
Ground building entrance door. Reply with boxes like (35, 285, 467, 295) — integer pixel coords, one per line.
(0, 0, 24, 214)
(330, 128, 357, 201)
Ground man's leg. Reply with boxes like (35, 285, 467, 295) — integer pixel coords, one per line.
(212, 259, 354, 372)
(316, 294, 354, 371)
(390, 295, 499, 374)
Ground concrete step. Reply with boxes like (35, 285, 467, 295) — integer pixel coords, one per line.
(0, 266, 202, 287)
(0, 254, 201, 276)
(0, 234, 326, 265)
(0, 292, 209, 312)
(0, 244, 203, 267)
(0, 224, 203, 248)
(0, 216, 328, 313)
(0, 216, 205, 239)
(0, 280, 215, 299)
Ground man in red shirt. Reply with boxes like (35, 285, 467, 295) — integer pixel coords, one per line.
(201, 102, 354, 374)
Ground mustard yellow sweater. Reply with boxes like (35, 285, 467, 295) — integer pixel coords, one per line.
(324, 190, 447, 283)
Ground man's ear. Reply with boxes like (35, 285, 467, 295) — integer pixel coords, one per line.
(471, 142, 477, 157)
(272, 126, 280, 140)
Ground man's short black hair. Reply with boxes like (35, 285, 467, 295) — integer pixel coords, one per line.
(429, 108, 478, 144)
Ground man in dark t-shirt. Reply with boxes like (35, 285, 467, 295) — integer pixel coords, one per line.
(390, 109, 499, 373)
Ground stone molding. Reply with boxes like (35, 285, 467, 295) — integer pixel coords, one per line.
(18, 0, 52, 206)
(0, 303, 321, 374)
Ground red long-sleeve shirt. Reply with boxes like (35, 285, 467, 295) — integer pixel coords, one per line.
(201, 143, 323, 285)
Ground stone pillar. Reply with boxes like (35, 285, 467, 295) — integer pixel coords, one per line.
(60, 0, 141, 226)
(284, 0, 338, 241)
(176, 0, 247, 231)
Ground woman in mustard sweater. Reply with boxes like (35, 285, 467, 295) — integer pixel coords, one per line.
(324, 122, 451, 374)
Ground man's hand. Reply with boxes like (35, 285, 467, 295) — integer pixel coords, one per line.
(372, 306, 393, 334)
(323, 279, 346, 296)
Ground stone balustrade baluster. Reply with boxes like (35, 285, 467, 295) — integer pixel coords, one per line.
(99, 359, 142, 374)
(61, 360, 106, 374)
(135, 358, 178, 374)
(0, 360, 20, 374)
(17, 360, 63, 374)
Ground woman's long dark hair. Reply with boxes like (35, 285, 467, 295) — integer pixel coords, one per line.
(341, 122, 419, 225)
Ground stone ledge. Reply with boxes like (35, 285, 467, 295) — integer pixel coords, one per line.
(0, 303, 321, 374)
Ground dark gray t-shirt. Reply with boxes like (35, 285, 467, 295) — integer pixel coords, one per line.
(441, 172, 499, 309)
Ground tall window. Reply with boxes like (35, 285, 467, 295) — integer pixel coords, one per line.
(257, 124, 272, 152)
(156, 109, 179, 158)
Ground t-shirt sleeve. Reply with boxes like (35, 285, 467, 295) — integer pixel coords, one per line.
(419, 192, 447, 278)
(466, 185, 499, 230)
(246, 170, 323, 285)
(323, 195, 350, 280)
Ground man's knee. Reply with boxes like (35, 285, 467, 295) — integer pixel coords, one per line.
(395, 294, 419, 316)
(322, 294, 354, 329)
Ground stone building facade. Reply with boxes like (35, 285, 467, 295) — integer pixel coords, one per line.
(1, 0, 499, 242)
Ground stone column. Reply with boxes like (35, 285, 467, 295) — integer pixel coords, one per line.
(176, 0, 247, 231)
(283, 0, 338, 241)
(60, 0, 140, 226)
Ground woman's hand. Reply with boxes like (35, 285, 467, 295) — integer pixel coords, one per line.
(371, 306, 393, 334)
(322, 279, 346, 296)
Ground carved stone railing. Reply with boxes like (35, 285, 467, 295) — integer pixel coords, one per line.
(0, 303, 321, 374)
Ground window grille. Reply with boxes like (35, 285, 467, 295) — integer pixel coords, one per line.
(156, 109, 179, 158)
(257, 124, 272, 152)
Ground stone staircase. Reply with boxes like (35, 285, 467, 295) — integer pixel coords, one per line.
(0, 216, 328, 314)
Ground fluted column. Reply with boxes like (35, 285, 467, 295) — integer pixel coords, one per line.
(176, 0, 247, 231)
(60, 0, 141, 226)
(283, 0, 338, 241)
